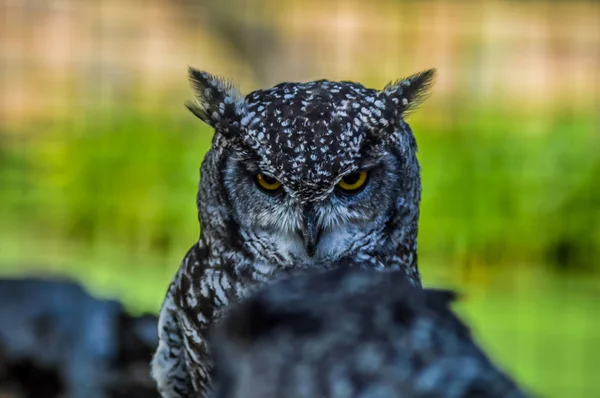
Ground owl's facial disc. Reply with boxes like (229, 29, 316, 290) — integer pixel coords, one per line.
(225, 157, 401, 266)
(244, 168, 373, 258)
(222, 151, 400, 266)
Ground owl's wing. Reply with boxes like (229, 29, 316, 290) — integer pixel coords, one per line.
(151, 280, 193, 398)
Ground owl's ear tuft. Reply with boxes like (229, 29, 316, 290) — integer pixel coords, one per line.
(382, 68, 436, 118)
(186, 67, 244, 135)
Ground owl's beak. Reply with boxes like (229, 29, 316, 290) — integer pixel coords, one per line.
(301, 207, 321, 257)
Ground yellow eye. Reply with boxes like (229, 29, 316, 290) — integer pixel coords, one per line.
(337, 171, 368, 192)
(256, 173, 282, 192)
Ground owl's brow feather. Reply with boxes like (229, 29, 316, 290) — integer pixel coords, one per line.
(353, 155, 386, 173)
(225, 143, 261, 168)
(233, 156, 261, 175)
(230, 141, 390, 191)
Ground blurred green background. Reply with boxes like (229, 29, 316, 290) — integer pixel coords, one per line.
(1, 0, 599, 396)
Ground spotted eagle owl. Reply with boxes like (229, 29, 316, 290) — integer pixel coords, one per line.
(210, 265, 529, 398)
(151, 67, 436, 397)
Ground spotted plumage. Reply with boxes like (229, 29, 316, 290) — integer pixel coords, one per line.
(151, 67, 436, 397)
(210, 265, 529, 398)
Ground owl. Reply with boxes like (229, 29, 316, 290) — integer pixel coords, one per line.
(209, 265, 529, 398)
(151, 67, 436, 397)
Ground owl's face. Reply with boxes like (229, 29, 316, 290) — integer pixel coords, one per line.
(189, 70, 434, 269)
(222, 143, 403, 265)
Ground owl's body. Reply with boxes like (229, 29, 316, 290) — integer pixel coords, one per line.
(210, 266, 528, 398)
(152, 68, 436, 397)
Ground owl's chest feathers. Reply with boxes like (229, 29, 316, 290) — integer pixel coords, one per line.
(178, 220, 414, 320)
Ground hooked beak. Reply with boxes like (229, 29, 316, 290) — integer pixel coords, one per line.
(301, 206, 321, 257)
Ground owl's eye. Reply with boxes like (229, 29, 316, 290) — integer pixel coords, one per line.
(255, 173, 282, 192)
(336, 171, 368, 193)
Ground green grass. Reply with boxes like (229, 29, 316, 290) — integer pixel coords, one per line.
(1, 104, 599, 397)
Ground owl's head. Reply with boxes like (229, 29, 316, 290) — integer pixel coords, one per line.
(188, 68, 435, 273)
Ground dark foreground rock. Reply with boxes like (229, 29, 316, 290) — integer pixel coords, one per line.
(0, 276, 159, 398)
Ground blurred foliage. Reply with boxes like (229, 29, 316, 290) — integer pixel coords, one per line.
(417, 108, 600, 272)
